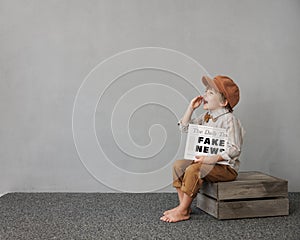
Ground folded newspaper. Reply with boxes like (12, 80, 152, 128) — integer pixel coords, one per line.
(184, 124, 228, 160)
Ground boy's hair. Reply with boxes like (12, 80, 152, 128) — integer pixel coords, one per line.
(219, 92, 233, 112)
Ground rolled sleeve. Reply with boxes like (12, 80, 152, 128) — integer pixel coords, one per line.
(177, 116, 203, 133)
(177, 119, 190, 133)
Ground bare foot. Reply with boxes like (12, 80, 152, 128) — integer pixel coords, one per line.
(164, 206, 192, 216)
(160, 209, 190, 223)
(163, 206, 179, 216)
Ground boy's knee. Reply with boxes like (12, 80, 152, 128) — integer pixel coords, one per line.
(185, 163, 201, 175)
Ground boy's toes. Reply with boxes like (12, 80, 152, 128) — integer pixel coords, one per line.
(160, 215, 169, 222)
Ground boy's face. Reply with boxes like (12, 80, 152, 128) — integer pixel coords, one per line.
(203, 87, 226, 111)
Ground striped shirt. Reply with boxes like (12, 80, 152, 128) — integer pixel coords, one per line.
(178, 108, 245, 172)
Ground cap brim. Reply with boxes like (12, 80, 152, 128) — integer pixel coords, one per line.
(202, 76, 220, 92)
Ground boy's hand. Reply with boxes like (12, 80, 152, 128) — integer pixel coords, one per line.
(189, 96, 203, 110)
(194, 155, 220, 164)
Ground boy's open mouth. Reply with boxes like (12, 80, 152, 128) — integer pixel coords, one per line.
(203, 100, 208, 104)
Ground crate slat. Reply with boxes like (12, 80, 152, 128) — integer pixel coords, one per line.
(197, 194, 289, 219)
(201, 171, 288, 200)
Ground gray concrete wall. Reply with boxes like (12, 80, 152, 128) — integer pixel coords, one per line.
(1, 0, 299, 193)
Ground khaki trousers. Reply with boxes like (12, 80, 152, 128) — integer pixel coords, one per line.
(173, 159, 238, 198)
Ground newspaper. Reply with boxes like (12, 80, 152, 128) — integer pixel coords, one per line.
(184, 124, 228, 160)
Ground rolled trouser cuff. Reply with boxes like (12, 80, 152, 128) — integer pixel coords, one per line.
(181, 178, 202, 198)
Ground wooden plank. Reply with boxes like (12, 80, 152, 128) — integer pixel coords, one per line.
(200, 181, 218, 199)
(196, 193, 218, 218)
(218, 180, 288, 200)
(236, 171, 278, 181)
(218, 198, 289, 220)
(235, 171, 287, 183)
(197, 194, 289, 220)
(200, 171, 288, 200)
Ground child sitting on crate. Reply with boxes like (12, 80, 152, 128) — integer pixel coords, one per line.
(160, 75, 245, 223)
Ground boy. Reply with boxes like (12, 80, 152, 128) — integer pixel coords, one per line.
(160, 75, 244, 223)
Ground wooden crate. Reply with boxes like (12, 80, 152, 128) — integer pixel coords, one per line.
(196, 171, 289, 219)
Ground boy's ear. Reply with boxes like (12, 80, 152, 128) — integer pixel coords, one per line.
(220, 99, 228, 107)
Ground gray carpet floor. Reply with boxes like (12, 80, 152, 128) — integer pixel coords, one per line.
(0, 192, 299, 240)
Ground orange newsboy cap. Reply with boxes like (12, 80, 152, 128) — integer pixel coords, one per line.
(202, 75, 240, 109)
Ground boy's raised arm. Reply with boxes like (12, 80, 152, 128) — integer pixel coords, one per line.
(180, 96, 203, 126)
